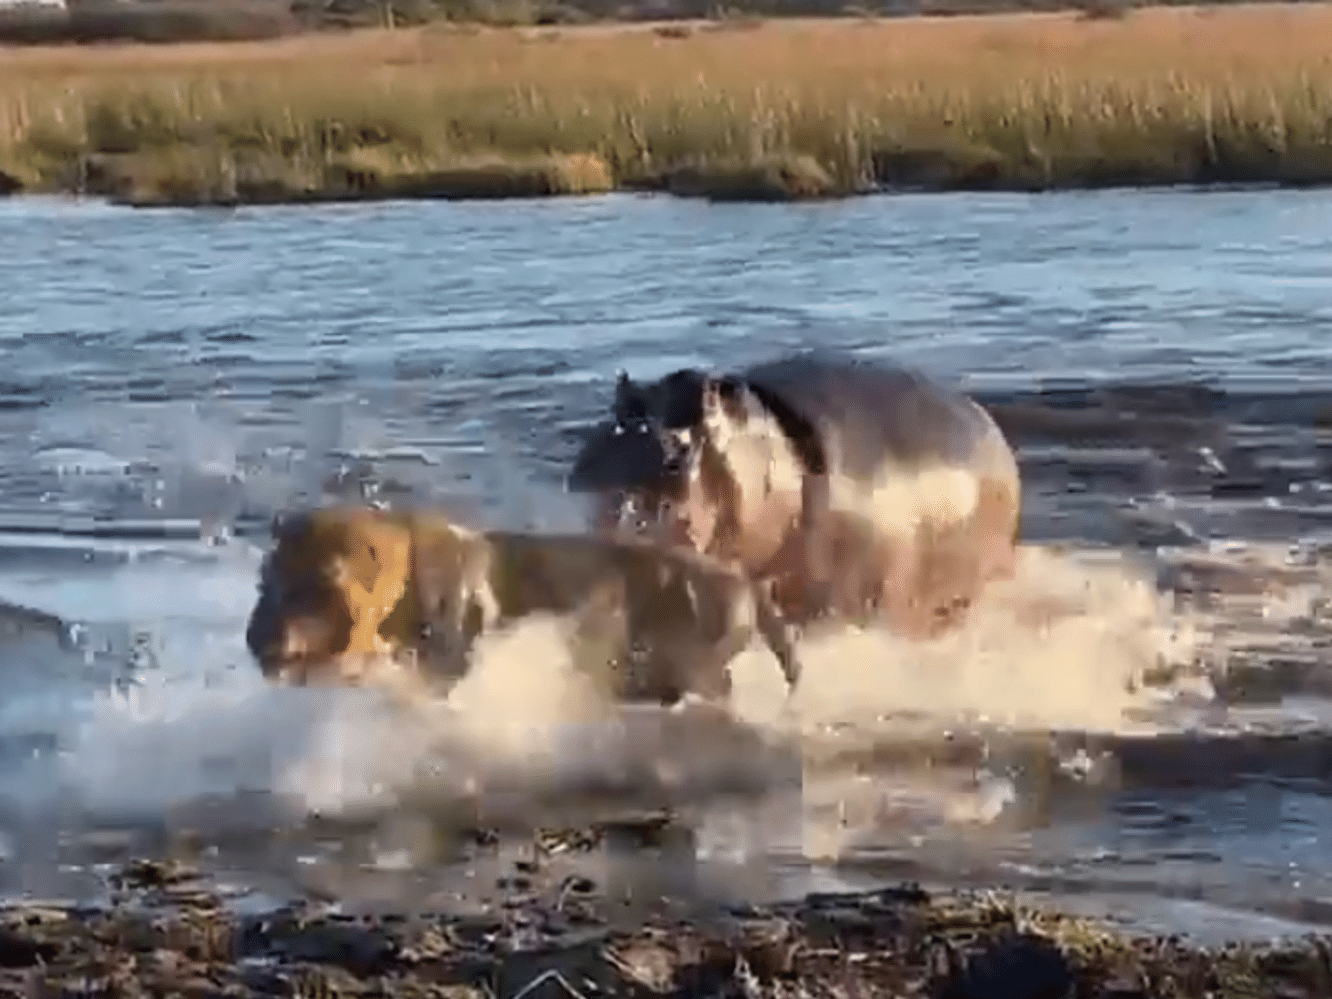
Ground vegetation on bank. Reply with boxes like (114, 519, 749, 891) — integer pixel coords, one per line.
(0, 0, 1321, 46)
(1, 6, 1331, 206)
(7, 855, 1332, 998)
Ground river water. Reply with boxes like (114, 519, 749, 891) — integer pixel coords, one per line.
(2, 188, 1332, 943)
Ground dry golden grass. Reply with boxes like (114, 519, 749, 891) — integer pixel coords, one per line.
(2, 5, 1331, 204)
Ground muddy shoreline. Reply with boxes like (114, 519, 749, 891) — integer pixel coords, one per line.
(3, 852, 1330, 999)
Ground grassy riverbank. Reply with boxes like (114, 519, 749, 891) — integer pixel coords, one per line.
(1, 4, 1331, 206)
(5, 855, 1332, 998)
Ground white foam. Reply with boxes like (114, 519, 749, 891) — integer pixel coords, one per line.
(22, 533, 1325, 882)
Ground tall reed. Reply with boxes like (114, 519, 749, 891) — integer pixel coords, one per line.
(2, 6, 1330, 204)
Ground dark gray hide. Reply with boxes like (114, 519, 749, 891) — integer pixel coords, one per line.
(566, 418, 674, 494)
(737, 351, 1001, 480)
(566, 351, 998, 496)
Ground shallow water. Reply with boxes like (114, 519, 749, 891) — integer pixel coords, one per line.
(2, 188, 1332, 943)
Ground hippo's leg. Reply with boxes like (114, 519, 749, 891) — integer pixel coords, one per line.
(897, 476, 1020, 639)
(797, 511, 889, 627)
(566, 577, 638, 703)
(615, 646, 678, 706)
(866, 521, 971, 642)
(762, 510, 877, 631)
(751, 581, 803, 692)
(759, 479, 852, 629)
(682, 635, 739, 705)
(767, 571, 810, 627)
(846, 522, 906, 627)
(645, 623, 738, 715)
(590, 491, 626, 535)
(945, 474, 1022, 628)
(680, 569, 800, 709)
(794, 473, 837, 615)
(911, 515, 973, 636)
(974, 477, 1022, 586)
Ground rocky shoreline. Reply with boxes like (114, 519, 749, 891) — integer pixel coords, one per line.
(5, 849, 1332, 999)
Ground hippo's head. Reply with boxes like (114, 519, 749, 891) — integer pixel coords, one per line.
(567, 368, 792, 557)
(566, 369, 715, 537)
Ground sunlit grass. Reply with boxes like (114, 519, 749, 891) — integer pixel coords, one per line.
(2, 5, 1330, 205)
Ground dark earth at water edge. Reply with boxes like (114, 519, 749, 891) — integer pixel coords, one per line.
(53, 148, 1332, 211)
(8, 854, 1332, 999)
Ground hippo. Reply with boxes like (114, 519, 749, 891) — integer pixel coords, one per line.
(566, 350, 1023, 659)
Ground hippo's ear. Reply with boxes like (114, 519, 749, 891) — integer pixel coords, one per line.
(613, 371, 646, 425)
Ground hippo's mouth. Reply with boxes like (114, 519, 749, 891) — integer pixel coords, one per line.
(568, 415, 698, 534)
(605, 487, 693, 540)
(568, 418, 672, 489)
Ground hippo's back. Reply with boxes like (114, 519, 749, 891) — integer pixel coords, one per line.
(739, 352, 1010, 482)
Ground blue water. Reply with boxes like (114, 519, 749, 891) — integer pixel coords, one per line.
(2, 188, 1332, 942)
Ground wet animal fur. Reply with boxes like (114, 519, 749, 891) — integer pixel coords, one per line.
(575, 353, 1022, 642)
(244, 504, 802, 706)
(243, 505, 413, 686)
